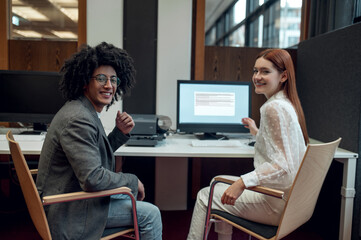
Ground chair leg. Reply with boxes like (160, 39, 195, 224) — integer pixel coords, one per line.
(202, 180, 220, 240)
(125, 192, 140, 240)
(204, 220, 214, 239)
(206, 219, 225, 239)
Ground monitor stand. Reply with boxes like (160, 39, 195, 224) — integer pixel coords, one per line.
(20, 130, 44, 135)
(20, 123, 47, 135)
(194, 132, 229, 140)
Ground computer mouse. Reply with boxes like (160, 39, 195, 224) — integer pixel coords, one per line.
(248, 141, 256, 147)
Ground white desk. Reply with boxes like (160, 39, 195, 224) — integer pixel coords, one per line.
(116, 134, 255, 158)
(0, 133, 358, 240)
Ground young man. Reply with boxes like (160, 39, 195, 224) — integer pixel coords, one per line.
(36, 42, 162, 240)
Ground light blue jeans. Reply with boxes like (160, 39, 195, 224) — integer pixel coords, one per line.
(106, 194, 162, 240)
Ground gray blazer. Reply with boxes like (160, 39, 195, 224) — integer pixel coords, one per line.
(36, 96, 138, 240)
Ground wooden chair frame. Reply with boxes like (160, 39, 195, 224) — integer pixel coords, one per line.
(203, 138, 341, 240)
(6, 130, 140, 240)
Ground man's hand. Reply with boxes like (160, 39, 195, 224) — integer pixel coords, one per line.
(116, 111, 135, 135)
(221, 178, 245, 205)
(137, 180, 145, 201)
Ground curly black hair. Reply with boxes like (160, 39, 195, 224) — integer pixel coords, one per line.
(59, 42, 136, 110)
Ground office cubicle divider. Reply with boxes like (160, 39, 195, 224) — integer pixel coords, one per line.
(296, 22, 361, 240)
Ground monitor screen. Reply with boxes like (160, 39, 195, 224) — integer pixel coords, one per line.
(0, 70, 66, 133)
(177, 80, 251, 140)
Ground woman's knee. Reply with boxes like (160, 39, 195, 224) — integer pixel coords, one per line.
(196, 186, 210, 204)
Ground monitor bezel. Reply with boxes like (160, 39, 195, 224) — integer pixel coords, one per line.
(176, 79, 252, 135)
(0, 70, 65, 131)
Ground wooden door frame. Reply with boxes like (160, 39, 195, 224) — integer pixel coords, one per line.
(0, 0, 9, 70)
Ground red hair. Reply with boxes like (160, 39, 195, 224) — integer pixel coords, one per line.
(257, 49, 309, 144)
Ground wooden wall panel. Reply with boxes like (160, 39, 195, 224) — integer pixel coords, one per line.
(204, 46, 298, 125)
(77, 0, 87, 48)
(9, 40, 77, 72)
(204, 46, 268, 125)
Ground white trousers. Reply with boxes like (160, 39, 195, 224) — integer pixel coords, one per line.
(187, 175, 286, 240)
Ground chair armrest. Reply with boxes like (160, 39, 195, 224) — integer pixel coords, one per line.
(42, 187, 132, 205)
(214, 177, 284, 199)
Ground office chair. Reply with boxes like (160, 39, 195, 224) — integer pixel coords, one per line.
(6, 130, 139, 240)
(203, 138, 341, 240)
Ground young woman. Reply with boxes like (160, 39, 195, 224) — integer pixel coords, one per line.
(187, 49, 309, 240)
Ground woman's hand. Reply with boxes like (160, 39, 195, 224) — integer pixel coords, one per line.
(221, 178, 245, 205)
(242, 117, 258, 136)
(116, 111, 135, 135)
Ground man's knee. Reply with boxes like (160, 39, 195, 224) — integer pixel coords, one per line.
(137, 202, 161, 223)
(148, 204, 161, 221)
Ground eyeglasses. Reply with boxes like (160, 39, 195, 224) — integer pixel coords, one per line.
(91, 74, 120, 87)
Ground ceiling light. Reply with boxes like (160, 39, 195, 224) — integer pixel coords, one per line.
(60, 7, 78, 22)
(49, 0, 78, 6)
(13, 30, 43, 38)
(51, 30, 77, 39)
(12, 0, 26, 5)
(12, 6, 49, 21)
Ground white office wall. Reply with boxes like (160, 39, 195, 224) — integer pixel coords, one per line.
(87, 0, 124, 131)
(157, 0, 192, 129)
(155, 0, 192, 210)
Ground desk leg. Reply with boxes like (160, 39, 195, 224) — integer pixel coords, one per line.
(337, 157, 357, 240)
(155, 157, 188, 210)
(1, 179, 10, 197)
(115, 156, 123, 172)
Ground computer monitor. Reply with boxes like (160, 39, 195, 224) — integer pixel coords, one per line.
(177, 80, 252, 140)
(0, 70, 66, 134)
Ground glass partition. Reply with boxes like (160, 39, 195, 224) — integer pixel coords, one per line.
(205, 0, 302, 48)
(9, 0, 78, 40)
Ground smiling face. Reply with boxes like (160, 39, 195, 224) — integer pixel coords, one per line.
(252, 57, 287, 99)
(84, 65, 117, 112)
